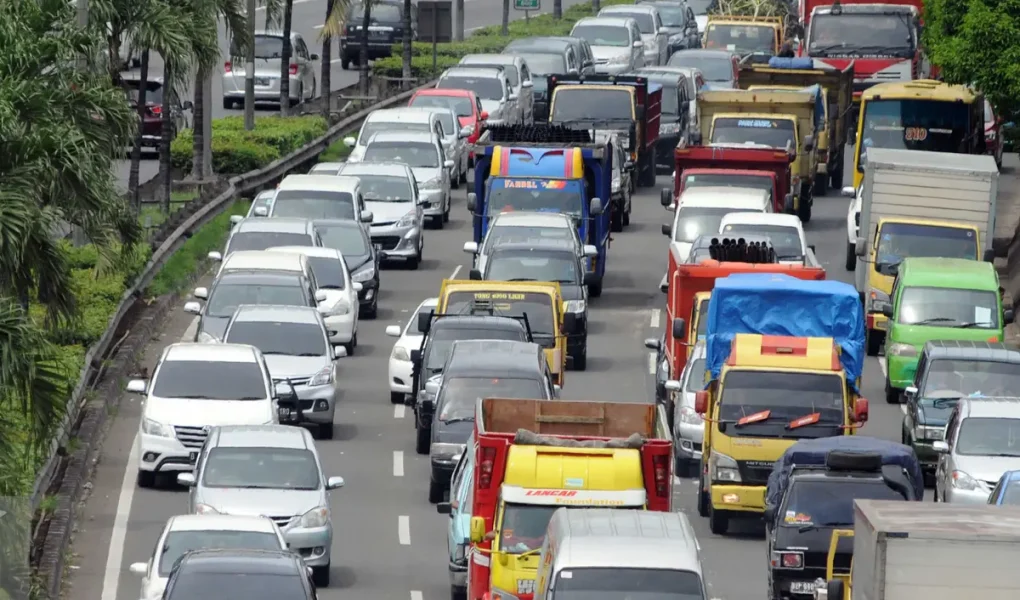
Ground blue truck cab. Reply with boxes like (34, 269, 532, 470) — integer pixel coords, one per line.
(467, 124, 613, 296)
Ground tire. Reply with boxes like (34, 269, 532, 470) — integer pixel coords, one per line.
(830, 160, 844, 189)
(813, 172, 827, 197)
(622, 192, 631, 226)
(588, 280, 603, 298)
(866, 330, 882, 357)
(845, 241, 856, 271)
(415, 425, 430, 454)
(460, 168, 468, 184)
(341, 55, 351, 70)
(433, 213, 445, 230)
(312, 565, 330, 587)
(390, 392, 405, 404)
(696, 473, 710, 517)
(363, 299, 377, 319)
(428, 475, 444, 504)
(452, 586, 467, 600)
(222, 97, 233, 110)
(610, 207, 623, 232)
(572, 349, 587, 371)
(885, 378, 901, 404)
(318, 423, 334, 440)
(343, 334, 355, 356)
(137, 470, 156, 489)
(709, 505, 729, 535)
(639, 149, 657, 187)
(444, 202, 451, 223)
(451, 173, 459, 190)
(797, 194, 812, 223)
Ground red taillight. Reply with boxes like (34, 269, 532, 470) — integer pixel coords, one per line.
(652, 454, 669, 497)
(224, 61, 232, 72)
(479, 447, 496, 489)
(289, 63, 298, 76)
(148, 105, 162, 116)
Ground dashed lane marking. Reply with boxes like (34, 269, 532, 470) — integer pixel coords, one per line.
(449, 265, 462, 279)
(411, 592, 424, 600)
(393, 451, 404, 477)
(647, 352, 656, 375)
(649, 309, 660, 329)
(398, 515, 411, 545)
(394, 404, 406, 419)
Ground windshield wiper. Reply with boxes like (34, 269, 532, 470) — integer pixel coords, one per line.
(777, 254, 804, 261)
(982, 452, 1020, 458)
(296, 352, 326, 357)
(733, 409, 773, 428)
(955, 321, 993, 329)
(172, 394, 215, 399)
(912, 317, 957, 325)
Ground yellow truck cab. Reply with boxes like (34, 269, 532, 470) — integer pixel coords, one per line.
(688, 291, 711, 355)
(702, 15, 783, 55)
(437, 280, 569, 386)
(747, 84, 832, 195)
(696, 89, 820, 222)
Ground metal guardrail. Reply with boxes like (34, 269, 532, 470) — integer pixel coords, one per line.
(29, 78, 439, 514)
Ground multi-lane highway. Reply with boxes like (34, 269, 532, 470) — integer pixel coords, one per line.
(67, 145, 952, 600)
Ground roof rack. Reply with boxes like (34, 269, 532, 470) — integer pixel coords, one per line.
(482, 123, 596, 145)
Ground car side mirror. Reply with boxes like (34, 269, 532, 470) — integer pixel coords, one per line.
(932, 440, 949, 454)
(664, 380, 681, 392)
(469, 268, 482, 280)
(841, 186, 856, 198)
(671, 318, 686, 340)
(508, 93, 518, 101)
(129, 562, 147, 576)
(983, 248, 995, 262)
(562, 311, 579, 334)
(314, 289, 328, 303)
(661, 223, 672, 236)
(361, 210, 374, 223)
(385, 325, 402, 337)
(764, 505, 775, 523)
(230, 215, 243, 225)
(904, 386, 918, 400)
(352, 281, 363, 292)
(417, 313, 432, 334)
(326, 476, 345, 489)
(310, 53, 320, 60)
(694, 390, 708, 414)
(855, 238, 866, 257)
(803, 135, 814, 152)
(467, 192, 477, 213)
(176, 473, 196, 486)
(444, 159, 455, 169)
(522, 80, 534, 88)
(1005, 308, 1015, 324)
(660, 188, 672, 207)
(343, 136, 356, 147)
(582, 244, 598, 257)
(658, 26, 669, 34)
(808, 244, 816, 253)
(644, 337, 662, 351)
(854, 399, 869, 423)
(582, 272, 596, 286)
(254, 206, 269, 217)
(590, 197, 603, 215)
(463, 241, 479, 254)
(333, 345, 348, 358)
(126, 379, 148, 394)
(480, 111, 489, 120)
(880, 302, 893, 318)
(624, 160, 635, 171)
(460, 126, 473, 138)
(206, 250, 222, 262)
(437, 502, 452, 514)
(633, 40, 644, 48)
(193, 286, 209, 299)
(183, 301, 202, 315)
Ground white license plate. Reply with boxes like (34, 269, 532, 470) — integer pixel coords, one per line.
(790, 582, 821, 595)
(255, 77, 270, 86)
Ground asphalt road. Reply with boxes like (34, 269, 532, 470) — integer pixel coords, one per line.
(114, 0, 590, 191)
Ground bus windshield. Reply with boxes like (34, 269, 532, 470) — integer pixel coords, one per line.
(856, 99, 972, 172)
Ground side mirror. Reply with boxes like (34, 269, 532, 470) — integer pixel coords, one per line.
(310, 53, 320, 60)
(417, 313, 432, 334)
(230, 215, 243, 225)
(444, 159, 455, 169)
(206, 250, 222, 262)
(385, 325, 402, 337)
(582, 272, 596, 287)
(126, 379, 148, 394)
(129, 562, 147, 576)
(808, 244, 816, 253)
(661, 223, 672, 237)
(633, 40, 644, 48)
(467, 192, 477, 213)
(469, 268, 482, 280)
(470, 516, 486, 543)
(508, 93, 518, 102)
(562, 311, 579, 334)
(664, 380, 682, 392)
(855, 238, 866, 257)
(333, 345, 348, 358)
(854, 399, 869, 423)
(841, 186, 856, 198)
(254, 206, 269, 217)
(460, 126, 473, 138)
(437, 502, 452, 514)
(183, 100, 194, 110)
(193, 287, 209, 299)
(658, 26, 669, 34)
(463, 241, 479, 254)
(361, 210, 374, 223)
(480, 111, 489, 120)
(183, 301, 202, 315)
(352, 281, 363, 292)
(1005, 308, 1015, 324)
(410, 349, 423, 365)
(660, 188, 672, 207)
(671, 318, 686, 340)
(764, 505, 776, 523)
(694, 390, 708, 414)
(803, 135, 814, 152)
(983, 248, 995, 262)
(590, 197, 603, 215)
(582, 244, 599, 257)
(522, 80, 534, 88)
(176, 473, 196, 486)
(315, 289, 328, 302)
(932, 440, 949, 454)
(343, 136, 356, 147)
(643, 338, 662, 351)
(326, 476, 345, 489)
(880, 302, 893, 318)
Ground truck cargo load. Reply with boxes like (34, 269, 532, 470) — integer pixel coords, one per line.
(668, 145, 795, 212)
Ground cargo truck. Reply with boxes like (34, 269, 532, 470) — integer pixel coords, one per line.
(467, 397, 673, 600)
(468, 124, 612, 296)
(851, 148, 999, 356)
(664, 144, 795, 213)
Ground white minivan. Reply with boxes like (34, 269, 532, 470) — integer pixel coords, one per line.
(663, 186, 772, 262)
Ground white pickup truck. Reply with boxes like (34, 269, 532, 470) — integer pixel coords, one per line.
(719, 212, 820, 267)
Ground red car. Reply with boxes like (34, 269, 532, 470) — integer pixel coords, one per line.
(408, 88, 488, 162)
(985, 98, 1004, 169)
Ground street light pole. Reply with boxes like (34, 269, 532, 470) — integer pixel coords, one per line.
(244, 0, 256, 130)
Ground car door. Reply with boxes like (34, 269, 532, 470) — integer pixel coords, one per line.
(652, 10, 667, 64)
(518, 61, 534, 122)
(936, 408, 960, 498)
(630, 23, 645, 68)
(447, 452, 469, 559)
(904, 350, 927, 442)
(294, 36, 312, 91)
(503, 74, 520, 123)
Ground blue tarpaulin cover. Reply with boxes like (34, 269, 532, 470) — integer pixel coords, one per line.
(765, 436, 924, 509)
(704, 274, 864, 390)
(768, 57, 815, 69)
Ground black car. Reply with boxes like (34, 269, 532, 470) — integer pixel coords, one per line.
(640, 1, 700, 55)
(164, 549, 317, 600)
(426, 339, 556, 503)
(631, 69, 693, 172)
(186, 271, 321, 341)
(314, 219, 380, 318)
(471, 241, 594, 370)
(339, 0, 416, 70)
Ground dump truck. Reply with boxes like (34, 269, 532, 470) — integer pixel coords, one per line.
(467, 397, 673, 600)
(703, 15, 784, 57)
(739, 57, 854, 191)
(665, 145, 795, 213)
(468, 124, 613, 296)
(695, 88, 822, 222)
(547, 74, 662, 187)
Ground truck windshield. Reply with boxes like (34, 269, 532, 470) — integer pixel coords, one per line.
(445, 291, 555, 336)
(955, 417, 1020, 457)
(718, 370, 845, 437)
(922, 359, 1020, 399)
(808, 13, 915, 57)
(425, 327, 527, 370)
(780, 479, 906, 528)
(666, 54, 733, 83)
(483, 225, 575, 253)
(711, 117, 795, 150)
(487, 250, 580, 284)
(673, 207, 757, 243)
(552, 567, 705, 600)
(438, 378, 546, 422)
(704, 24, 774, 54)
(683, 173, 773, 200)
(487, 181, 584, 216)
(874, 223, 978, 275)
(896, 287, 999, 330)
(721, 224, 802, 259)
(550, 89, 633, 122)
(499, 503, 558, 553)
(856, 99, 971, 171)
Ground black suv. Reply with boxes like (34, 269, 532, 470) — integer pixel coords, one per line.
(340, 0, 417, 70)
(164, 549, 317, 600)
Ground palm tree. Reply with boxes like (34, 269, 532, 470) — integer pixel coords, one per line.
(320, 0, 334, 119)
(278, 0, 296, 115)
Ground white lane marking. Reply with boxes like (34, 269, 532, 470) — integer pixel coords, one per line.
(411, 592, 424, 600)
(330, 58, 344, 64)
(650, 308, 661, 329)
(314, 24, 324, 29)
(398, 515, 411, 545)
(394, 404, 406, 419)
(647, 352, 656, 375)
(878, 357, 887, 376)
(449, 264, 462, 279)
(900, 404, 907, 415)
(393, 451, 404, 477)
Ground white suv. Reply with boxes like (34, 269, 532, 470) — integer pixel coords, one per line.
(126, 342, 279, 488)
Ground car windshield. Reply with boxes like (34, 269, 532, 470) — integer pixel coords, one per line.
(484, 225, 574, 253)
(655, 5, 687, 27)
(151, 360, 267, 400)
(1001, 482, 1020, 505)
(923, 360, 1020, 399)
(607, 11, 654, 32)
(683, 173, 773, 199)
(874, 223, 978, 275)
(438, 377, 545, 422)
(684, 358, 707, 392)
(411, 94, 474, 117)
(364, 141, 439, 168)
(704, 24, 775, 54)
(486, 184, 583, 216)
(721, 224, 802, 259)
(202, 447, 321, 489)
(711, 117, 796, 150)
(897, 286, 999, 330)
(166, 571, 307, 599)
(552, 567, 705, 600)
(357, 122, 431, 146)
(781, 479, 906, 528)
(226, 232, 314, 254)
(956, 417, 1020, 457)
(667, 54, 732, 81)
(158, 530, 283, 576)
(425, 327, 526, 370)
(346, 174, 413, 201)
(271, 190, 355, 220)
(518, 52, 567, 75)
(349, 2, 402, 21)
(225, 321, 326, 357)
(808, 13, 915, 56)
(437, 76, 504, 100)
(717, 370, 845, 438)
(660, 85, 679, 115)
(673, 207, 756, 243)
(551, 88, 633, 122)
(571, 24, 631, 47)
(486, 251, 579, 283)
(444, 291, 555, 337)
(305, 256, 345, 289)
(207, 282, 309, 317)
(499, 503, 558, 553)
(315, 223, 369, 256)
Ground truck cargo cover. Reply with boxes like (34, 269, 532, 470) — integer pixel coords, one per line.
(765, 436, 924, 509)
(705, 274, 864, 389)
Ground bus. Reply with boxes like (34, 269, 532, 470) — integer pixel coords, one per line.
(852, 80, 985, 189)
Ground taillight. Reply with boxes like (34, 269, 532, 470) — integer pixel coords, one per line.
(478, 447, 496, 489)
(224, 61, 232, 72)
(148, 105, 162, 117)
(289, 63, 298, 76)
(652, 454, 669, 497)
(770, 551, 804, 569)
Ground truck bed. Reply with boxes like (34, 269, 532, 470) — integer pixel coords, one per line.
(698, 89, 818, 143)
(477, 397, 667, 439)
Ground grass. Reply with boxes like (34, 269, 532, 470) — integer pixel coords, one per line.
(138, 191, 199, 230)
(318, 138, 353, 163)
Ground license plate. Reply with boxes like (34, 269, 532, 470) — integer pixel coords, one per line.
(255, 77, 270, 86)
(790, 581, 822, 595)
(874, 319, 887, 331)
(188, 452, 197, 464)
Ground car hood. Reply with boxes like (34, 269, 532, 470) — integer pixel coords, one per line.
(917, 400, 956, 426)
(433, 419, 475, 444)
(199, 315, 230, 339)
(412, 166, 443, 185)
(199, 487, 326, 521)
(954, 454, 1020, 485)
(559, 284, 584, 301)
(591, 46, 631, 61)
(264, 355, 329, 380)
(480, 99, 503, 117)
(366, 200, 415, 224)
(145, 398, 273, 426)
(346, 253, 373, 271)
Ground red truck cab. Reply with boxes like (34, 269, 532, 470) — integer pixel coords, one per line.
(661, 145, 795, 213)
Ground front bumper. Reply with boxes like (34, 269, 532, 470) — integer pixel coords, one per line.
(355, 277, 377, 308)
(284, 524, 333, 566)
(944, 485, 993, 505)
(340, 37, 396, 59)
(567, 316, 587, 357)
(772, 571, 829, 599)
(371, 225, 420, 260)
(911, 439, 939, 470)
(389, 356, 413, 394)
(137, 432, 196, 473)
(886, 354, 918, 389)
(866, 312, 887, 333)
(676, 421, 704, 461)
(711, 483, 766, 513)
(294, 382, 339, 425)
(323, 312, 356, 344)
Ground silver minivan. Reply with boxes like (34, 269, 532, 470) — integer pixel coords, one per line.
(222, 30, 318, 108)
(458, 54, 535, 123)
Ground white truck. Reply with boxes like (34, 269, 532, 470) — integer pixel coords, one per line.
(845, 499, 1020, 600)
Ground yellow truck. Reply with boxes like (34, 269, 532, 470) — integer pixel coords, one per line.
(739, 62, 854, 192)
(703, 15, 783, 56)
(696, 89, 821, 222)
(436, 280, 570, 386)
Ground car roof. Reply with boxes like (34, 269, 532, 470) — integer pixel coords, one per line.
(442, 66, 505, 78)
(164, 342, 260, 363)
(639, 65, 703, 80)
(900, 257, 997, 289)
(268, 245, 343, 259)
(338, 162, 413, 177)
(179, 549, 302, 574)
(492, 211, 573, 228)
(461, 54, 520, 67)
(720, 212, 802, 229)
(168, 514, 280, 534)
(446, 340, 542, 375)
(367, 131, 437, 144)
(222, 251, 305, 271)
(489, 241, 576, 255)
(506, 37, 572, 50)
(923, 341, 1020, 364)
(235, 217, 315, 233)
(552, 509, 701, 572)
(631, 70, 686, 86)
(414, 88, 475, 98)
(815, 3, 914, 14)
(432, 315, 528, 331)
(278, 174, 360, 193)
(401, 105, 458, 119)
(215, 271, 306, 286)
(230, 304, 322, 324)
(959, 397, 1020, 419)
(575, 16, 635, 27)
(674, 49, 736, 59)
(600, 4, 656, 14)
(678, 186, 770, 208)
(210, 424, 313, 449)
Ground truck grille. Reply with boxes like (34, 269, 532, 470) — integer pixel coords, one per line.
(372, 235, 400, 250)
(174, 426, 210, 449)
(737, 460, 773, 485)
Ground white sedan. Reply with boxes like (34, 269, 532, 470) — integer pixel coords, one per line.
(843, 185, 862, 271)
(385, 297, 438, 404)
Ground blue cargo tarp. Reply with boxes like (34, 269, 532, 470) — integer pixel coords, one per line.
(767, 57, 815, 69)
(765, 436, 924, 509)
(704, 274, 864, 390)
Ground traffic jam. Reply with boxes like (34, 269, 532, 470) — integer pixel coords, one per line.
(118, 0, 1020, 598)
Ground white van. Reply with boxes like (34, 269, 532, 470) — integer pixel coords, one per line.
(216, 249, 314, 280)
(343, 108, 448, 163)
(664, 186, 772, 262)
(257, 174, 373, 226)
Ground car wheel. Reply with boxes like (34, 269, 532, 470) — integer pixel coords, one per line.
(137, 470, 155, 489)
(572, 350, 587, 371)
(428, 475, 444, 504)
(390, 392, 405, 404)
(312, 565, 330, 587)
(451, 172, 460, 189)
(708, 505, 729, 535)
(363, 301, 377, 319)
(318, 423, 334, 440)
(415, 426, 430, 454)
(885, 378, 901, 404)
(866, 331, 882, 357)
(845, 241, 856, 271)
(433, 211, 445, 230)
(696, 473, 710, 517)
(222, 97, 233, 110)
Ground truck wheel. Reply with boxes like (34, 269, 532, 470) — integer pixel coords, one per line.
(415, 425, 430, 454)
(709, 505, 729, 535)
(845, 242, 856, 271)
(572, 349, 587, 371)
(588, 280, 603, 298)
(622, 189, 631, 226)
(428, 475, 444, 504)
(697, 474, 710, 517)
(610, 207, 623, 232)
(866, 330, 882, 357)
(830, 161, 844, 188)
(639, 149, 657, 187)
(813, 173, 827, 197)
(885, 379, 901, 404)
(341, 54, 351, 70)
(797, 185, 813, 223)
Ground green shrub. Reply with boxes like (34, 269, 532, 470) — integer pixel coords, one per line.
(373, 54, 463, 79)
(170, 116, 328, 174)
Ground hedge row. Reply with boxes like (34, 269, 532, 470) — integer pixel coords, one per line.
(371, 0, 633, 79)
(170, 115, 328, 174)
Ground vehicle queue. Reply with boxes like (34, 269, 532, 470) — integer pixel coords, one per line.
(117, 0, 1020, 598)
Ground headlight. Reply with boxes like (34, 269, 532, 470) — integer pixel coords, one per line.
(608, 55, 629, 64)
(709, 451, 740, 482)
(612, 176, 621, 192)
(300, 506, 330, 528)
(308, 365, 333, 386)
(660, 122, 681, 135)
(197, 331, 220, 343)
(195, 504, 219, 515)
(431, 442, 466, 459)
(914, 424, 944, 441)
(352, 265, 375, 282)
(679, 405, 703, 425)
(951, 470, 987, 491)
(868, 289, 890, 311)
(564, 299, 586, 313)
(141, 418, 172, 438)
(396, 211, 417, 228)
(887, 343, 917, 358)
(421, 177, 442, 190)
(392, 346, 410, 361)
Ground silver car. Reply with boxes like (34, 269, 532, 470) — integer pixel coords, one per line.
(336, 161, 426, 266)
(219, 217, 322, 260)
(436, 66, 518, 126)
(177, 425, 345, 587)
(599, 4, 670, 66)
(462, 211, 597, 273)
(222, 30, 318, 108)
(663, 341, 706, 476)
(399, 106, 471, 187)
(458, 54, 535, 123)
(935, 397, 1020, 505)
(571, 17, 646, 74)
(360, 130, 453, 228)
